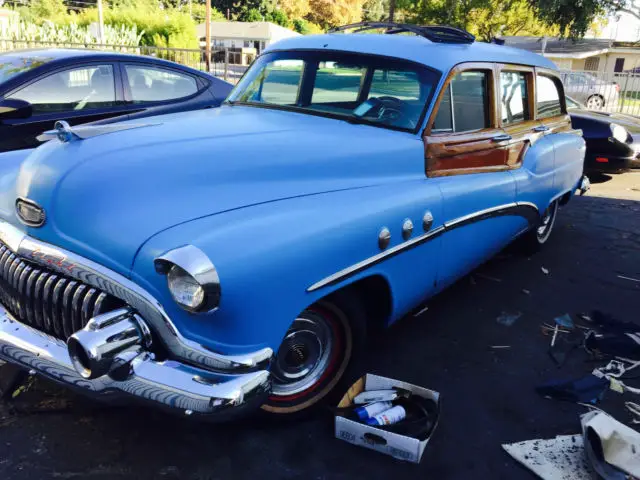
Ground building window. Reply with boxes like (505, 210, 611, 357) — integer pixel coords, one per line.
(614, 58, 625, 73)
(584, 57, 600, 72)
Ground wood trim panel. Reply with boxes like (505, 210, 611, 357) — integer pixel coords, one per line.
(425, 129, 509, 176)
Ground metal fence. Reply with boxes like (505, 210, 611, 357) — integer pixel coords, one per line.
(0, 39, 248, 84)
(560, 69, 640, 116)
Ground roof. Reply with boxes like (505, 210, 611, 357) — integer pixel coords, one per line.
(265, 34, 557, 72)
(499, 36, 615, 59)
(0, 48, 205, 73)
(195, 21, 300, 41)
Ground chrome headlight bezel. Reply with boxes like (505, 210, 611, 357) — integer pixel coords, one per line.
(154, 245, 221, 313)
(610, 123, 630, 144)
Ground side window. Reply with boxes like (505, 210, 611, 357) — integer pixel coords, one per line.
(433, 70, 490, 133)
(536, 75, 563, 118)
(500, 71, 529, 125)
(8, 64, 115, 114)
(369, 69, 422, 100)
(312, 62, 364, 105)
(125, 65, 199, 103)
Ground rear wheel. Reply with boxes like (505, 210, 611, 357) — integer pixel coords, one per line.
(261, 295, 365, 415)
(586, 95, 604, 110)
(518, 200, 559, 253)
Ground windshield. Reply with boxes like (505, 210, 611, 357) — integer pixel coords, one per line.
(0, 53, 54, 84)
(226, 51, 440, 132)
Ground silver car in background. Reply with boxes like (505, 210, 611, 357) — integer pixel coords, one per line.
(561, 71, 620, 110)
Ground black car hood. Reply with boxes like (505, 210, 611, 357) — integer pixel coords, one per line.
(570, 109, 640, 134)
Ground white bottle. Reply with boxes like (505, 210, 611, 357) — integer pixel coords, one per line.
(354, 401, 393, 421)
(366, 405, 406, 426)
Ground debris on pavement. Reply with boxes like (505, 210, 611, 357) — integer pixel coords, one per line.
(541, 267, 550, 275)
(536, 375, 610, 404)
(625, 402, 640, 424)
(582, 410, 640, 479)
(555, 314, 575, 330)
(502, 435, 589, 480)
(496, 311, 522, 327)
(490, 345, 511, 349)
(617, 275, 640, 283)
(521, 288, 531, 295)
(475, 272, 502, 283)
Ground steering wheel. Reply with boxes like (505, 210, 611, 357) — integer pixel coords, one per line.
(374, 96, 416, 129)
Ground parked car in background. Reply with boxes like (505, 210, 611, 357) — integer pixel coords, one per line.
(567, 96, 640, 173)
(0, 23, 587, 421)
(0, 49, 232, 152)
(561, 71, 620, 110)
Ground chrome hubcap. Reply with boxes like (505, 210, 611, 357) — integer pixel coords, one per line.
(270, 314, 334, 396)
(587, 96, 603, 109)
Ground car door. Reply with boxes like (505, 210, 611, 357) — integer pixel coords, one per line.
(0, 62, 129, 152)
(423, 62, 526, 288)
(532, 71, 582, 197)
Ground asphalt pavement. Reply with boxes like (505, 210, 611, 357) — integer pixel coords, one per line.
(0, 172, 639, 480)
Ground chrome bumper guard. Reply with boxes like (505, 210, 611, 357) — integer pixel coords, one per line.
(579, 175, 591, 195)
(0, 304, 271, 419)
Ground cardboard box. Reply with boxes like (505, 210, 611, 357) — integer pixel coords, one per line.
(334, 374, 440, 463)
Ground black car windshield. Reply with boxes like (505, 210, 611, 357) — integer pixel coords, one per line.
(0, 53, 54, 84)
(226, 51, 440, 132)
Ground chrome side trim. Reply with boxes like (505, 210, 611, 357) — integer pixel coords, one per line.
(0, 305, 270, 418)
(307, 226, 446, 292)
(307, 202, 540, 292)
(0, 220, 272, 373)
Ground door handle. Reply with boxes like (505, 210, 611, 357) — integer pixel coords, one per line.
(491, 134, 512, 142)
(533, 125, 550, 132)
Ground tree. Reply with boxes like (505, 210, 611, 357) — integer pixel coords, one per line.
(530, 0, 621, 37)
(406, 0, 557, 41)
(278, 0, 311, 19)
(363, 0, 387, 21)
(306, 0, 365, 28)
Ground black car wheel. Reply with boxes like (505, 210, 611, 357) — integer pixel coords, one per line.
(518, 200, 559, 253)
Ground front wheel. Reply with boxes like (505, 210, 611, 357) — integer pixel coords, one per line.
(586, 95, 604, 110)
(261, 295, 366, 416)
(518, 200, 559, 253)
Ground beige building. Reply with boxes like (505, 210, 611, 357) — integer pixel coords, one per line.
(501, 37, 640, 74)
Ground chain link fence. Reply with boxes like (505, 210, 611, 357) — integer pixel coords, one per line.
(560, 69, 640, 116)
(0, 39, 249, 84)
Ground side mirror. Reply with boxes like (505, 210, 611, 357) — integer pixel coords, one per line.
(0, 98, 32, 120)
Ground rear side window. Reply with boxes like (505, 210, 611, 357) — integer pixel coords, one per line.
(243, 59, 303, 105)
(125, 65, 199, 103)
(500, 71, 529, 125)
(536, 75, 563, 118)
(433, 71, 490, 132)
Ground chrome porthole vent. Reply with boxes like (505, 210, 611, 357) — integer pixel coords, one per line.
(378, 227, 391, 250)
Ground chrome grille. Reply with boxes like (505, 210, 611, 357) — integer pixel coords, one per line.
(0, 242, 122, 341)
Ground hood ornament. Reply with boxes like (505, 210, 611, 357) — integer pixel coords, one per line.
(36, 120, 159, 143)
(16, 197, 45, 227)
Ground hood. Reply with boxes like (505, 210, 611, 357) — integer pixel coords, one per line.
(2, 106, 423, 276)
(570, 109, 640, 134)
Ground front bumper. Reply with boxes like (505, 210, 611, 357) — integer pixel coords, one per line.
(0, 304, 271, 420)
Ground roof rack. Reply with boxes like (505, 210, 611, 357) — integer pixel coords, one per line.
(329, 22, 475, 44)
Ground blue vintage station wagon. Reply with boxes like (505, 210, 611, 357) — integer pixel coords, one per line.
(0, 23, 587, 419)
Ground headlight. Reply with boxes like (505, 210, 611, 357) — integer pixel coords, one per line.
(167, 265, 205, 311)
(611, 124, 629, 143)
(154, 245, 221, 313)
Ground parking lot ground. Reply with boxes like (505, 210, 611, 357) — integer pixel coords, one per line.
(0, 172, 639, 480)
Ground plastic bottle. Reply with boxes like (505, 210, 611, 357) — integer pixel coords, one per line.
(353, 389, 399, 404)
(366, 405, 407, 426)
(353, 401, 393, 421)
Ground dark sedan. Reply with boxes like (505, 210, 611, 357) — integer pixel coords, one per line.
(0, 49, 232, 152)
(567, 96, 640, 173)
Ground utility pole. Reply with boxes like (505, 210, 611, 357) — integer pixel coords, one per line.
(97, 0, 105, 44)
(389, 0, 396, 22)
(205, 0, 212, 72)
(189, 0, 192, 17)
